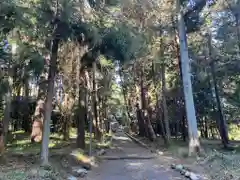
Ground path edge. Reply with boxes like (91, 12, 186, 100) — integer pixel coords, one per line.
(125, 132, 208, 180)
(124, 132, 159, 154)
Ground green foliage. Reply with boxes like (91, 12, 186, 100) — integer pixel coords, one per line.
(3, 170, 25, 180)
(27, 52, 45, 76)
(0, 78, 9, 96)
(72, 22, 100, 46)
(78, 23, 148, 68)
(15, 43, 45, 76)
(0, 43, 10, 96)
(0, 1, 33, 35)
(107, 82, 125, 119)
(104, 0, 120, 6)
(99, 55, 113, 67)
(88, 0, 120, 8)
(228, 124, 240, 140)
(102, 24, 148, 63)
(0, 45, 10, 60)
(0, 1, 17, 34)
(181, 0, 217, 33)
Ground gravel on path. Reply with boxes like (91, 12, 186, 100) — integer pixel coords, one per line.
(84, 131, 184, 180)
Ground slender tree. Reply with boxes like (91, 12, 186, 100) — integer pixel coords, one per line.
(176, 0, 200, 155)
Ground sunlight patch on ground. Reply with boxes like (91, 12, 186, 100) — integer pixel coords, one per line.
(70, 128, 77, 138)
(48, 141, 57, 148)
(126, 162, 143, 168)
(12, 130, 25, 134)
(8, 139, 30, 146)
(96, 141, 111, 148)
(112, 136, 129, 141)
(70, 149, 96, 168)
(71, 151, 88, 162)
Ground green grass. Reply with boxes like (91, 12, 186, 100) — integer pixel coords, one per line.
(6, 128, 112, 155)
(229, 124, 240, 140)
(7, 136, 68, 155)
(2, 170, 26, 180)
(7, 129, 71, 155)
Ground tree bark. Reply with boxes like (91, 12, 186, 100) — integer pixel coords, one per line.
(119, 68, 132, 123)
(77, 72, 86, 149)
(207, 33, 229, 147)
(139, 66, 156, 140)
(3, 64, 13, 146)
(3, 86, 11, 145)
(177, 0, 200, 155)
(41, 38, 59, 166)
(135, 103, 145, 137)
(161, 60, 171, 144)
(75, 45, 85, 148)
(0, 122, 4, 154)
(92, 61, 101, 140)
(152, 59, 166, 141)
(22, 76, 31, 132)
(235, 13, 240, 52)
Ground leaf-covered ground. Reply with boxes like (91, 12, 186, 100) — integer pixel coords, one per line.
(0, 153, 68, 180)
(0, 130, 112, 180)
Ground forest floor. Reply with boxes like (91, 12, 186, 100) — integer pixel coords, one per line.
(1, 129, 240, 180)
(0, 130, 187, 180)
(84, 131, 184, 180)
(130, 133, 240, 180)
(0, 129, 204, 180)
(0, 130, 111, 180)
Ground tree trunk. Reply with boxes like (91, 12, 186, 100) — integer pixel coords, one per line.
(235, 14, 240, 52)
(41, 38, 59, 166)
(22, 77, 31, 132)
(83, 70, 92, 156)
(31, 71, 47, 139)
(139, 66, 156, 140)
(181, 111, 187, 142)
(177, 0, 200, 156)
(139, 68, 148, 137)
(3, 68, 13, 146)
(207, 33, 229, 147)
(210, 61, 229, 146)
(136, 103, 145, 137)
(204, 116, 208, 138)
(31, 98, 45, 142)
(3, 88, 11, 145)
(152, 59, 166, 141)
(102, 97, 108, 133)
(119, 68, 132, 123)
(92, 61, 101, 140)
(136, 74, 146, 137)
(145, 109, 156, 141)
(172, 11, 187, 142)
(63, 114, 70, 141)
(199, 116, 204, 138)
(161, 62, 171, 144)
(75, 45, 85, 148)
(0, 122, 4, 154)
(77, 72, 86, 149)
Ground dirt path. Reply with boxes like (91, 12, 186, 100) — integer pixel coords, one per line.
(84, 131, 184, 180)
